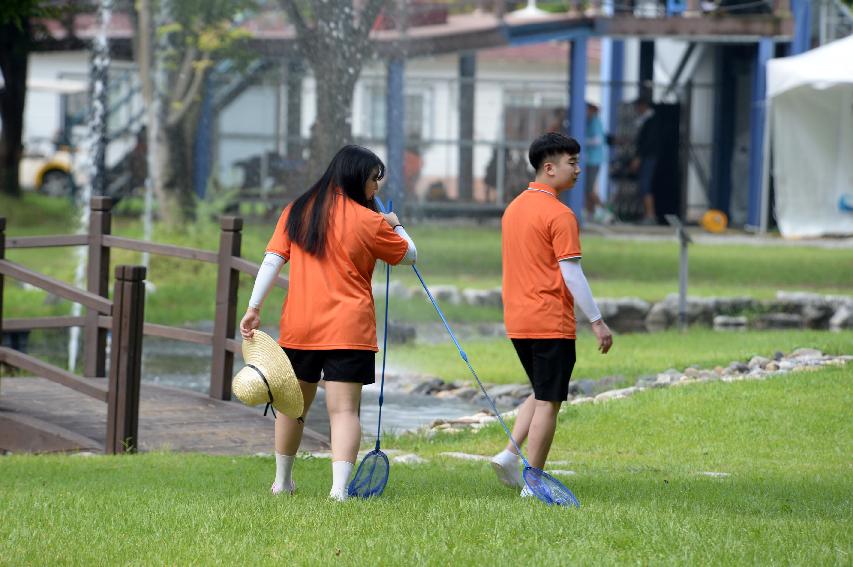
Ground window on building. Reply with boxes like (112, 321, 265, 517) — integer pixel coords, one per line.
(361, 83, 431, 141)
(503, 89, 567, 142)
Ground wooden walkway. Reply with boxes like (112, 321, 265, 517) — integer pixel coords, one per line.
(0, 377, 329, 455)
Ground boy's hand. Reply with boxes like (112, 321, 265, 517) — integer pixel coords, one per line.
(240, 307, 261, 340)
(591, 319, 613, 354)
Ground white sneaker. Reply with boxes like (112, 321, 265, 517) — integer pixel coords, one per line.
(329, 487, 349, 502)
(594, 206, 615, 225)
(520, 484, 535, 499)
(490, 453, 522, 488)
(271, 480, 296, 496)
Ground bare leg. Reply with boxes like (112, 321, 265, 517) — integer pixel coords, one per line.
(585, 191, 602, 216)
(275, 380, 318, 455)
(325, 381, 363, 464)
(643, 194, 656, 221)
(504, 394, 536, 453)
(526, 400, 562, 469)
(585, 194, 595, 217)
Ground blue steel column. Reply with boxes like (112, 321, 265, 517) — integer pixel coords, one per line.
(790, 0, 812, 54)
(746, 39, 773, 229)
(639, 41, 655, 96)
(567, 36, 588, 219)
(604, 39, 624, 202)
(710, 46, 735, 215)
(193, 73, 213, 199)
(458, 52, 476, 202)
(386, 57, 405, 211)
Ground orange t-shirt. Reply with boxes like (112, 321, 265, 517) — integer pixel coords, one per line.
(266, 193, 409, 351)
(502, 182, 582, 339)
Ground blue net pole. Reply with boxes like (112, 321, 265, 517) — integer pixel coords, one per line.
(375, 197, 530, 468)
(375, 201, 393, 451)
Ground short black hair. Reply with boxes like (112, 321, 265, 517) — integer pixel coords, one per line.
(528, 132, 580, 171)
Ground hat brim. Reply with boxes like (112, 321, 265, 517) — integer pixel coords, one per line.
(234, 330, 304, 419)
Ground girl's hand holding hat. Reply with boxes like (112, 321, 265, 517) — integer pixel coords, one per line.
(240, 307, 261, 339)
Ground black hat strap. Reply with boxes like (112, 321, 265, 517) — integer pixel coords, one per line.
(246, 364, 277, 419)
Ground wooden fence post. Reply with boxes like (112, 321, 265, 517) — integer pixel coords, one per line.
(210, 216, 242, 399)
(84, 196, 112, 378)
(105, 265, 146, 454)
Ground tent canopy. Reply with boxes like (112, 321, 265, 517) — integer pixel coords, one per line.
(768, 34, 853, 97)
(766, 35, 853, 238)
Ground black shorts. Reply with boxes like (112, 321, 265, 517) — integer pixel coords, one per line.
(282, 348, 375, 385)
(511, 338, 576, 402)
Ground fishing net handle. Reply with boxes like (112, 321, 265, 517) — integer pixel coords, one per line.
(375, 197, 528, 466)
(375, 198, 393, 451)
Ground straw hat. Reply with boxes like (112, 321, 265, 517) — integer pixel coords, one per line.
(232, 330, 303, 419)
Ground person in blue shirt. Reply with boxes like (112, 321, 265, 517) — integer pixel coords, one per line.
(584, 102, 610, 222)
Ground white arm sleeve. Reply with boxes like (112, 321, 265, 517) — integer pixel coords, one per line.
(559, 258, 602, 323)
(394, 226, 417, 265)
(248, 253, 287, 309)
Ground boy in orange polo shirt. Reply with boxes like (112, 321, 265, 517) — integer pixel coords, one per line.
(492, 132, 613, 496)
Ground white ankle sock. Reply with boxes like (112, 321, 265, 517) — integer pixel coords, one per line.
(331, 460, 354, 494)
(275, 452, 295, 489)
(494, 449, 520, 466)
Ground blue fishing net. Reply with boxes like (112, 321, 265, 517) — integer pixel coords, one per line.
(349, 238, 392, 500)
(523, 467, 581, 507)
(348, 448, 390, 499)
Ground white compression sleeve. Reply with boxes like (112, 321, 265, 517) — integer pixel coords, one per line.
(559, 258, 602, 323)
(394, 226, 417, 265)
(248, 253, 286, 309)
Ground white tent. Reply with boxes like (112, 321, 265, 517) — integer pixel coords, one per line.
(766, 35, 853, 238)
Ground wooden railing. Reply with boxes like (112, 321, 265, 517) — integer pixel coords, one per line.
(0, 197, 289, 450)
(0, 215, 147, 453)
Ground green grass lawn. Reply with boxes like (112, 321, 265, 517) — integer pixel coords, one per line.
(3, 193, 851, 326)
(1, 366, 850, 565)
(393, 224, 853, 300)
(393, 329, 853, 385)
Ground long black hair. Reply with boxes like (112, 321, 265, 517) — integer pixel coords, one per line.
(286, 145, 385, 257)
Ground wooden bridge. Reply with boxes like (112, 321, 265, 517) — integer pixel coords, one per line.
(0, 197, 329, 455)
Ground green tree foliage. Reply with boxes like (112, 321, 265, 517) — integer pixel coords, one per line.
(0, 1, 42, 197)
(148, 0, 257, 222)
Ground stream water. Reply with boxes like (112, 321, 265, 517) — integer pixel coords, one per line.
(19, 329, 487, 439)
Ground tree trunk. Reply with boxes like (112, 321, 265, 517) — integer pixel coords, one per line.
(306, 61, 359, 182)
(160, 110, 199, 222)
(0, 20, 30, 197)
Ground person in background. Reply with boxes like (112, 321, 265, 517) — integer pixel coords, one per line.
(583, 102, 612, 224)
(630, 97, 660, 225)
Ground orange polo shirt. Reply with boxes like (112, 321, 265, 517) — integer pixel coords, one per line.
(502, 182, 582, 339)
(266, 193, 409, 351)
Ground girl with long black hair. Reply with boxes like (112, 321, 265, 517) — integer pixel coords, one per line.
(239, 145, 417, 501)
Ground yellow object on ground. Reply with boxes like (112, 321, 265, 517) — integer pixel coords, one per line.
(701, 209, 728, 233)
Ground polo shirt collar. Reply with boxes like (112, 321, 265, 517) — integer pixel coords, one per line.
(527, 182, 557, 197)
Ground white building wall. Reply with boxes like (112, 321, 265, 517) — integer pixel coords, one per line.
(218, 49, 601, 199)
(218, 84, 279, 185)
(24, 51, 90, 145)
(687, 48, 716, 221)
